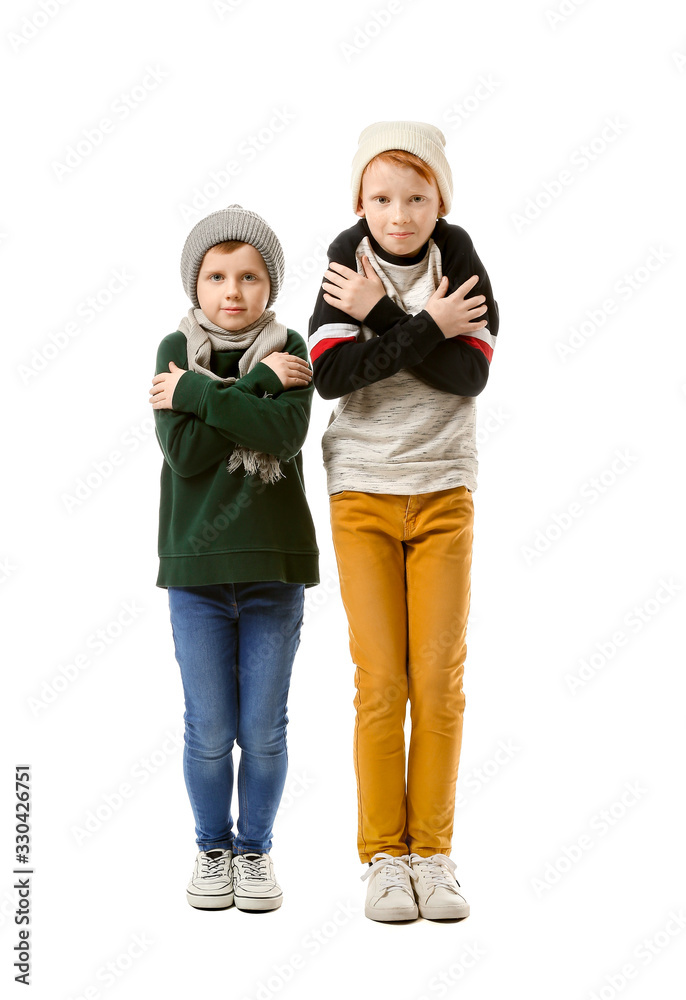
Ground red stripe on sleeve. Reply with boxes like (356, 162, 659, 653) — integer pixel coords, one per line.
(455, 335, 493, 363)
(310, 337, 357, 363)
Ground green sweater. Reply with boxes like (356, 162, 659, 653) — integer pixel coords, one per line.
(153, 328, 320, 589)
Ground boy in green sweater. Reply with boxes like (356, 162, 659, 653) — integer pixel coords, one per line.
(149, 203, 319, 912)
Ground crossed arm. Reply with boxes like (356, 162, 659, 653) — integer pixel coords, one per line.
(308, 231, 498, 400)
(150, 333, 313, 478)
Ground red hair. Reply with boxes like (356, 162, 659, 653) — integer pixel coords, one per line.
(357, 150, 442, 212)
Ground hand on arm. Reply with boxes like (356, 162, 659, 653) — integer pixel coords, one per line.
(259, 351, 312, 390)
(150, 348, 240, 479)
(321, 254, 386, 322)
(361, 245, 498, 397)
(168, 334, 315, 460)
(309, 251, 446, 400)
(150, 360, 189, 410)
(423, 274, 488, 338)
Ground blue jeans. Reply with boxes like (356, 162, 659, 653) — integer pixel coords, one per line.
(167, 580, 305, 855)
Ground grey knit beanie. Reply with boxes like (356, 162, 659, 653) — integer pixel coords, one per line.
(180, 203, 285, 309)
(351, 121, 453, 217)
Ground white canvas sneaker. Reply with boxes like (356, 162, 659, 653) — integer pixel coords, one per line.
(408, 853, 470, 919)
(186, 848, 234, 909)
(232, 853, 283, 911)
(361, 852, 419, 922)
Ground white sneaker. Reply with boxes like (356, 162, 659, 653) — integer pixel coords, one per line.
(232, 853, 283, 911)
(361, 852, 418, 922)
(186, 848, 234, 909)
(408, 853, 470, 919)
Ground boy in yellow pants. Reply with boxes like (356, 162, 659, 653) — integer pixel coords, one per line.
(308, 121, 499, 921)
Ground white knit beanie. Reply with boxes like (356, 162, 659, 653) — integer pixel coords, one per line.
(351, 121, 453, 217)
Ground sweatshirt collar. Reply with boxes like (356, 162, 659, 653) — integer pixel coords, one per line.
(360, 216, 432, 265)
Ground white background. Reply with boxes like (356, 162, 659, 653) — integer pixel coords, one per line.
(3, 0, 686, 997)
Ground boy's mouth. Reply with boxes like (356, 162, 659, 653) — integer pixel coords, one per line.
(388, 232, 413, 239)
(222, 307, 245, 313)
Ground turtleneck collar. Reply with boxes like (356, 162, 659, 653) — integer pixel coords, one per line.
(360, 216, 434, 266)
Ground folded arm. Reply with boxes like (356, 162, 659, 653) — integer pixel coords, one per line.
(170, 333, 314, 462)
(364, 235, 499, 397)
(308, 224, 499, 400)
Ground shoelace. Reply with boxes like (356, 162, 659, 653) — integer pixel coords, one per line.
(234, 854, 270, 881)
(199, 851, 230, 878)
(408, 853, 462, 890)
(361, 852, 418, 891)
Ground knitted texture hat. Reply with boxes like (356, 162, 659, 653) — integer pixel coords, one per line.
(180, 203, 285, 309)
(351, 121, 453, 217)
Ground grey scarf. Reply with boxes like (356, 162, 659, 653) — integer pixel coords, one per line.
(177, 306, 289, 483)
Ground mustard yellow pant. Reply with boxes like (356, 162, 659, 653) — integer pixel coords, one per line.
(329, 486, 474, 862)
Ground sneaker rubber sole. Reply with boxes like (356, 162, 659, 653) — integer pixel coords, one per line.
(417, 898, 470, 920)
(234, 891, 283, 912)
(186, 887, 234, 909)
(364, 900, 418, 921)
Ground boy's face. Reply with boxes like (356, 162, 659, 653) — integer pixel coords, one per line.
(355, 159, 444, 257)
(196, 243, 271, 331)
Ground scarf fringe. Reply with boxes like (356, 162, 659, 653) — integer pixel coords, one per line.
(226, 447, 285, 484)
(178, 307, 289, 484)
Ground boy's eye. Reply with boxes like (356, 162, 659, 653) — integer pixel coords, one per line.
(374, 196, 425, 204)
(208, 273, 257, 281)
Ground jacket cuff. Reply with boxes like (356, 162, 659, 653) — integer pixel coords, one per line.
(362, 294, 407, 333)
(237, 361, 285, 396)
(171, 370, 208, 414)
(406, 310, 447, 355)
